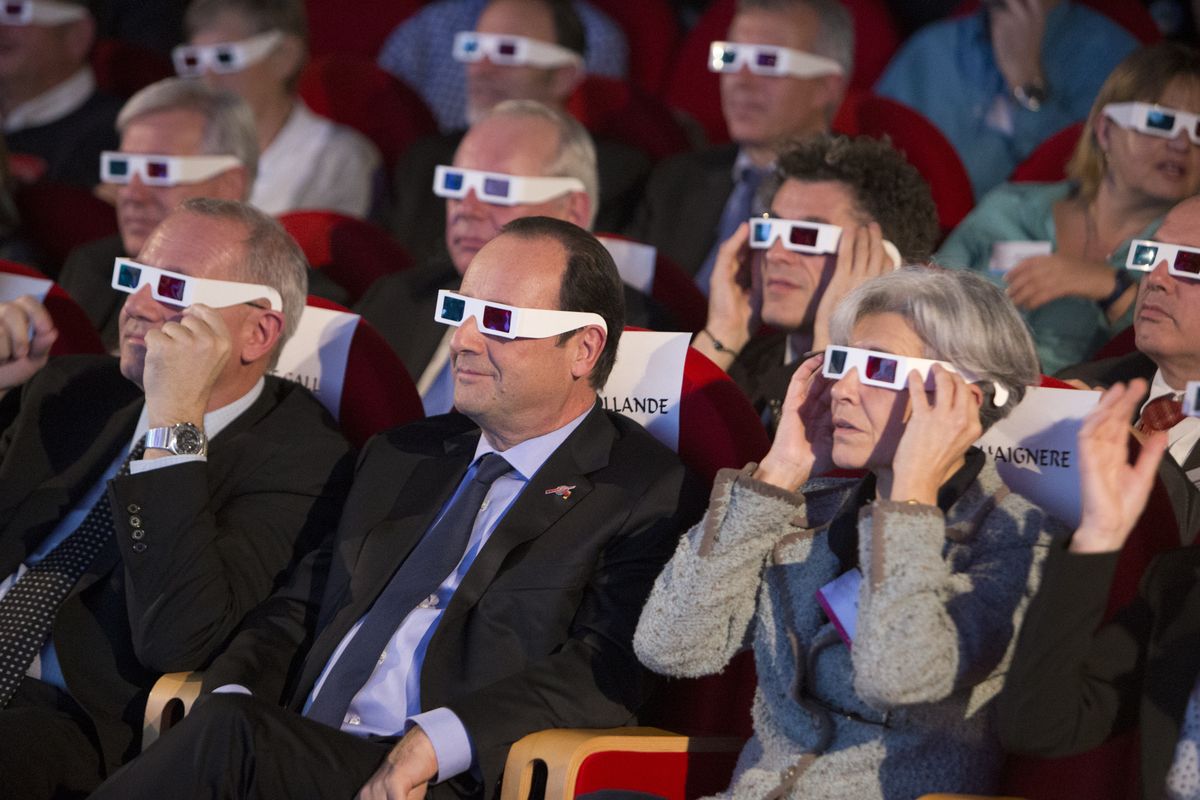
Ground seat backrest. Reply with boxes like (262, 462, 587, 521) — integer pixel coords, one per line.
(586, 0, 680, 96)
(14, 182, 119, 268)
(0, 260, 104, 356)
(597, 234, 707, 333)
(273, 295, 423, 448)
(834, 91, 975, 234)
(566, 76, 692, 161)
(90, 38, 174, 98)
(304, 0, 421, 60)
(279, 211, 414, 305)
(1010, 122, 1084, 184)
(1091, 325, 1137, 362)
(297, 53, 438, 171)
(839, 0, 902, 90)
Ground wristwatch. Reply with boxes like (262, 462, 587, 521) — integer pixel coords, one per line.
(1012, 81, 1048, 112)
(145, 422, 208, 456)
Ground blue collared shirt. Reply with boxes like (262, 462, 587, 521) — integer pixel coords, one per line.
(875, 2, 1137, 198)
(0, 378, 265, 692)
(376, 0, 629, 132)
(303, 406, 592, 782)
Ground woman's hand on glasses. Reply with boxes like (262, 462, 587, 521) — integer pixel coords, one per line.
(754, 352, 835, 492)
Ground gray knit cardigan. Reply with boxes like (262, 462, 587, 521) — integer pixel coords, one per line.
(634, 460, 1064, 800)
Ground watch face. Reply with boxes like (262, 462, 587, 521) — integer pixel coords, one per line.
(174, 425, 205, 454)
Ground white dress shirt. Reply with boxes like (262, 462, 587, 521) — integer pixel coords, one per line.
(1144, 370, 1200, 487)
(3, 67, 96, 133)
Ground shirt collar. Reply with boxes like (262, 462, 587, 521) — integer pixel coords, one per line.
(1145, 369, 1184, 409)
(4, 66, 95, 133)
(733, 148, 774, 183)
(472, 404, 592, 481)
(132, 377, 267, 446)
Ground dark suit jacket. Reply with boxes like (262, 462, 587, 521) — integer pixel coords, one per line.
(58, 233, 125, 352)
(627, 144, 737, 278)
(389, 131, 652, 267)
(999, 542, 1200, 799)
(5, 91, 122, 190)
(0, 355, 353, 771)
(202, 405, 703, 797)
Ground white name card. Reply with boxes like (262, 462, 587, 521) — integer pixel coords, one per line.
(271, 305, 359, 420)
(599, 236, 657, 295)
(989, 240, 1051, 274)
(976, 386, 1101, 527)
(600, 330, 689, 451)
(0, 273, 52, 304)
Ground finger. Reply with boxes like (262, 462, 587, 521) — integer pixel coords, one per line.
(906, 368, 930, 416)
(864, 222, 886, 276)
(0, 302, 33, 360)
(928, 363, 958, 414)
(834, 223, 857, 277)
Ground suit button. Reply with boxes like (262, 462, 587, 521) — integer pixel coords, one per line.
(131, 530, 145, 540)
(131, 542, 147, 554)
(129, 515, 142, 528)
(127, 504, 141, 514)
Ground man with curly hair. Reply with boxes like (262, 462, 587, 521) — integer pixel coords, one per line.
(693, 134, 940, 437)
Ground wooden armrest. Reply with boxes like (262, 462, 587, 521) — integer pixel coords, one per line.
(142, 670, 203, 751)
(500, 727, 743, 800)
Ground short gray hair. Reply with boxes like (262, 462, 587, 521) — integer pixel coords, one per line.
(484, 99, 598, 230)
(828, 268, 1040, 432)
(117, 78, 260, 185)
(736, 0, 854, 77)
(178, 197, 308, 361)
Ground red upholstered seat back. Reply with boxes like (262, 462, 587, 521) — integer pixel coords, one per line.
(300, 295, 423, 447)
(587, 0, 680, 97)
(279, 211, 414, 305)
(1010, 122, 1084, 184)
(678, 345, 770, 487)
(297, 54, 437, 171)
(566, 76, 692, 162)
(0, 260, 103, 357)
(304, 0, 420, 60)
(90, 38, 173, 98)
(14, 182, 118, 267)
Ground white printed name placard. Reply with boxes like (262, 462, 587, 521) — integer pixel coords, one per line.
(600, 330, 690, 451)
(989, 240, 1051, 274)
(599, 236, 657, 295)
(0, 273, 52, 304)
(271, 305, 359, 420)
(976, 386, 1101, 527)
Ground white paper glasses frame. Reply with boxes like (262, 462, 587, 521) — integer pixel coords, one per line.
(172, 30, 284, 77)
(434, 289, 606, 340)
(1185, 381, 1200, 418)
(822, 345, 1010, 406)
(100, 151, 242, 187)
(0, 0, 87, 26)
(709, 41, 844, 78)
(1125, 239, 1200, 280)
(111, 258, 283, 311)
(1103, 102, 1200, 145)
(749, 216, 902, 266)
(432, 165, 584, 206)
(451, 31, 582, 69)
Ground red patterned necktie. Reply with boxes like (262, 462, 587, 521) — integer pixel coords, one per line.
(1137, 393, 1186, 433)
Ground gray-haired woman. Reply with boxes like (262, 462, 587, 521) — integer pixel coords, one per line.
(634, 267, 1066, 799)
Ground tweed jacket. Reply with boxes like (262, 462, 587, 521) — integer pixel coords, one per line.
(635, 460, 1063, 799)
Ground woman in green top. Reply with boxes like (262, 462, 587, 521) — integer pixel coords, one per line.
(936, 43, 1200, 375)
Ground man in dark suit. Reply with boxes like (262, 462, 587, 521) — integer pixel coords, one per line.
(1058, 195, 1200, 492)
(387, 0, 649, 264)
(91, 216, 701, 800)
(998, 379, 1200, 799)
(629, 0, 852, 285)
(0, 198, 352, 798)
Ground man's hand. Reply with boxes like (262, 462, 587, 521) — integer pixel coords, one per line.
(1071, 379, 1167, 554)
(143, 304, 231, 433)
(1005, 255, 1120, 310)
(888, 365, 984, 506)
(812, 222, 891, 352)
(0, 296, 57, 391)
(357, 726, 439, 800)
(989, 0, 1048, 94)
(698, 222, 757, 369)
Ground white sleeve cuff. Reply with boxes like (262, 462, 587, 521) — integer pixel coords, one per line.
(211, 684, 252, 695)
(129, 454, 207, 474)
(408, 707, 474, 783)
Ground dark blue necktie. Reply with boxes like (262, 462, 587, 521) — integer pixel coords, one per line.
(305, 452, 512, 727)
(695, 164, 768, 293)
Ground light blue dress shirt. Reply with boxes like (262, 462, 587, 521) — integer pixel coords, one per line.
(302, 406, 591, 783)
(875, 2, 1138, 198)
(0, 379, 265, 693)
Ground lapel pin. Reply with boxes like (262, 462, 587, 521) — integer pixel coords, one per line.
(545, 484, 576, 500)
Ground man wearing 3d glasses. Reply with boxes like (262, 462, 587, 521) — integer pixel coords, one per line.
(56, 77, 257, 351)
(631, 0, 852, 286)
(89, 216, 702, 800)
(0, 0, 123, 189)
(694, 135, 940, 438)
(0, 197, 352, 797)
(1061, 195, 1200, 498)
(388, 0, 650, 264)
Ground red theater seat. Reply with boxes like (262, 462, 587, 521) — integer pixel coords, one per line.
(279, 211, 414, 305)
(588, 0, 679, 97)
(1010, 123, 1083, 184)
(0, 260, 104, 357)
(597, 234, 707, 333)
(566, 76, 692, 162)
(90, 38, 174, 98)
(14, 182, 118, 268)
(303, 0, 421, 60)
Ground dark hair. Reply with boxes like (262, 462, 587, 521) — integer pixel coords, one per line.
(185, 0, 307, 40)
(759, 134, 940, 262)
(545, 0, 586, 57)
(499, 216, 624, 389)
